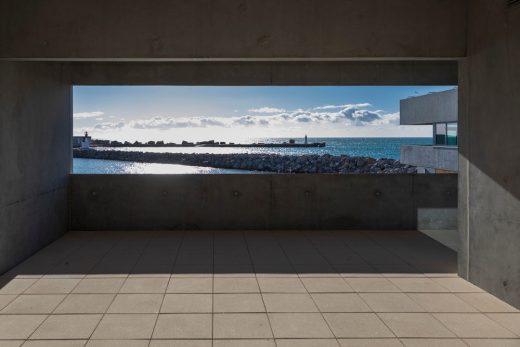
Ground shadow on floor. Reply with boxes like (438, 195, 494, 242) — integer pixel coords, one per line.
(0, 230, 457, 281)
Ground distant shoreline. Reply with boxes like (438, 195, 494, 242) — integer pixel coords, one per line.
(89, 140, 326, 148)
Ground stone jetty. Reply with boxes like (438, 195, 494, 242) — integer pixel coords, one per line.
(74, 149, 417, 174)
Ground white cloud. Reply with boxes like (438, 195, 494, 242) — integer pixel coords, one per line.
(130, 116, 227, 130)
(248, 107, 286, 113)
(94, 121, 125, 130)
(313, 103, 371, 110)
(73, 111, 104, 119)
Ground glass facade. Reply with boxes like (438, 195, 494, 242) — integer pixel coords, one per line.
(434, 122, 457, 146)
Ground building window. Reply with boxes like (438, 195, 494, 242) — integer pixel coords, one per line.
(435, 123, 447, 145)
(447, 123, 458, 146)
(434, 122, 457, 146)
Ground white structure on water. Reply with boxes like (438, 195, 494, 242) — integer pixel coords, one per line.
(73, 132, 92, 149)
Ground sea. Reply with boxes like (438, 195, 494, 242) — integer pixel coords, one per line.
(73, 137, 431, 174)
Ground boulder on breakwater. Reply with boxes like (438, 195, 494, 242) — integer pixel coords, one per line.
(73, 149, 417, 174)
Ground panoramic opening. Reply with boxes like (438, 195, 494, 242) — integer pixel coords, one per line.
(72, 85, 456, 175)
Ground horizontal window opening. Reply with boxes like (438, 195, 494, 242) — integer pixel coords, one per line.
(72, 85, 456, 175)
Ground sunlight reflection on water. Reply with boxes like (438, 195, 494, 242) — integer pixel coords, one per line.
(73, 158, 259, 174)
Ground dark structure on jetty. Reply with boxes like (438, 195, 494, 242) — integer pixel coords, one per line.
(91, 139, 326, 148)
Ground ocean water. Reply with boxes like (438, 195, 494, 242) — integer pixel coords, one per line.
(73, 137, 431, 174)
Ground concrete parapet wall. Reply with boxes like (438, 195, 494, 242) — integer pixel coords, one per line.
(401, 145, 459, 172)
(70, 174, 457, 231)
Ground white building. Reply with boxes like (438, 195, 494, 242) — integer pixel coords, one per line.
(400, 89, 458, 173)
(73, 132, 91, 149)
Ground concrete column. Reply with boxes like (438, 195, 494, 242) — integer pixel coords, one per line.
(0, 62, 71, 273)
(459, 0, 520, 308)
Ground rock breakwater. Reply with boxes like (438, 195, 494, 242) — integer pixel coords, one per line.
(74, 149, 417, 174)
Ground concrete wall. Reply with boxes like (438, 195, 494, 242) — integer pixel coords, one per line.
(458, 0, 520, 307)
(0, 62, 71, 274)
(70, 174, 457, 231)
(0, 0, 466, 60)
(69, 61, 458, 86)
(400, 89, 458, 125)
(401, 145, 458, 172)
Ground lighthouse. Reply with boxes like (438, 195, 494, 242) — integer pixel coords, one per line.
(304, 134, 308, 144)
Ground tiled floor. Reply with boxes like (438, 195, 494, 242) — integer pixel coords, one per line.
(0, 230, 518, 346)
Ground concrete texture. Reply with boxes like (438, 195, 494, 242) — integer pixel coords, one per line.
(69, 61, 458, 86)
(70, 174, 457, 231)
(401, 145, 459, 172)
(0, 229, 518, 346)
(458, 0, 520, 308)
(0, 62, 71, 274)
(0, 0, 466, 60)
(400, 89, 458, 125)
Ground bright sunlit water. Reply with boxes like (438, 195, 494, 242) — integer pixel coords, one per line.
(73, 137, 431, 174)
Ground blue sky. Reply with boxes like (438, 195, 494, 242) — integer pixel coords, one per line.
(73, 86, 454, 141)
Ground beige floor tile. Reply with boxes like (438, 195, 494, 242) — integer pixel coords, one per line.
(73, 278, 125, 294)
(0, 340, 23, 347)
(161, 294, 212, 313)
(338, 339, 403, 347)
(324, 313, 394, 338)
(92, 314, 157, 339)
(407, 293, 477, 313)
(54, 294, 115, 314)
(119, 278, 169, 293)
(1, 294, 65, 314)
(378, 313, 455, 338)
(25, 279, 80, 294)
(167, 277, 212, 293)
(23, 340, 87, 346)
(0, 315, 47, 339)
(263, 293, 318, 312)
(87, 339, 150, 346)
(0, 279, 38, 294)
(277, 339, 340, 347)
(301, 278, 353, 293)
(214, 293, 265, 313)
(345, 278, 400, 293)
(401, 339, 466, 346)
(431, 277, 483, 293)
(214, 278, 260, 293)
(487, 313, 520, 335)
(153, 314, 211, 339)
(269, 313, 334, 338)
(258, 278, 306, 293)
(150, 340, 212, 347)
(0, 295, 17, 310)
(434, 313, 517, 338)
(464, 339, 520, 347)
(171, 264, 213, 277)
(31, 314, 102, 339)
(214, 313, 272, 339)
(107, 293, 163, 313)
(388, 278, 447, 293)
(212, 341, 275, 347)
(312, 293, 371, 313)
(360, 293, 425, 312)
(457, 293, 519, 313)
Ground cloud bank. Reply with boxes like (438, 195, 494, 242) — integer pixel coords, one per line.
(76, 103, 401, 135)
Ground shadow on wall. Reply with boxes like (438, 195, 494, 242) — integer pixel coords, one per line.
(69, 174, 457, 232)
